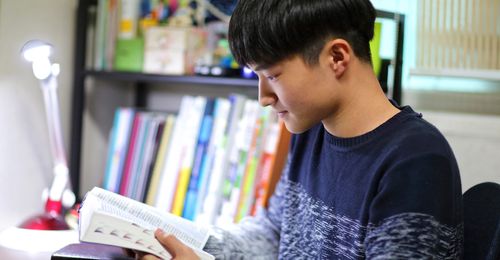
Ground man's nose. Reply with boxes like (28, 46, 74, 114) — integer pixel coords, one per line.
(258, 80, 275, 107)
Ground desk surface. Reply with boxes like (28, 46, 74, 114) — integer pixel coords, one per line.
(0, 246, 53, 259)
(51, 243, 133, 259)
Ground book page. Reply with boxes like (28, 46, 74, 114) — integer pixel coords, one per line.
(81, 187, 211, 250)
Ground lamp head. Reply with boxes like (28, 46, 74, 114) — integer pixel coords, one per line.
(21, 40, 53, 62)
(21, 40, 55, 80)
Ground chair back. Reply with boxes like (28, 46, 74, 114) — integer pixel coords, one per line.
(463, 182, 500, 260)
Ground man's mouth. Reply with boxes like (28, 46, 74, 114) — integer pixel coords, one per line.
(277, 111, 288, 118)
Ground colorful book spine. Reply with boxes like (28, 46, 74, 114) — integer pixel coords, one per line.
(119, 111, 143, 196)
(103, 107, 135, 193)
(134, 114, 166, 202)
(94, 0, 109, 70)
(235, 106, 272, 222)
(154, 96, 194, 212)
(127, 112, 151, 199)
(118, 0, 140, 39)
(171, 96, 207, 216)
(217, 99, 260, 225)
(145, 115, 176, 206)
(253, 120, 291, 210)
(248, 113, 280, 215)
(196, 94, 246, 225)
(182, 98, 216, 220)
(192, 98, 231, 221)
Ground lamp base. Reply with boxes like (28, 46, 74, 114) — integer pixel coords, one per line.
(18, 212, 70, 230)
(0, 227, 78, 253)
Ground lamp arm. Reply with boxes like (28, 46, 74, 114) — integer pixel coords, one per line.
(40, 74, 71, 203)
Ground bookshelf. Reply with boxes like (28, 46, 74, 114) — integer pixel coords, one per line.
(69, 0, 405, 201)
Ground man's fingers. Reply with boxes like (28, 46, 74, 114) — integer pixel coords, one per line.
(154, 229, 193, 257)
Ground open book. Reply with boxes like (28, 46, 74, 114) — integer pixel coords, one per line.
(78, 187, 214, 260)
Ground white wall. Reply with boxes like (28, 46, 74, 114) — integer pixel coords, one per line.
(0, 0, 77, 230)
(422, 110, 500, 192)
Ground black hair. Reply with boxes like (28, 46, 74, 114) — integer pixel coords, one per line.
(228, 0, 376, 68)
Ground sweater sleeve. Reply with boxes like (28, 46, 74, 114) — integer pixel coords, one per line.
(365, 152, 463, 259)
(201, 159, 289, 259)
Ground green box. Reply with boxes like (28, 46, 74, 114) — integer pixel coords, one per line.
(114, 38, 144, 72)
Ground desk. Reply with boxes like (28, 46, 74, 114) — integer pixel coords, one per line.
(0, 227, 79, 259)
(0, 245, 53, 259)
(51, 243, 133, 259)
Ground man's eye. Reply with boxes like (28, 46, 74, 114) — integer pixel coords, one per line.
(266, 74, 280, 81)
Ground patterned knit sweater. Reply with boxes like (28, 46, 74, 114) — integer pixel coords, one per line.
(203, 105, 464, 259)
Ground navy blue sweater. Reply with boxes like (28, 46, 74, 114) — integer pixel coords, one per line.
(205, 105, 463, 259)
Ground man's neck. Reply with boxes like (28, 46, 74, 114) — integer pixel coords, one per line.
(322, 65, 400, 138)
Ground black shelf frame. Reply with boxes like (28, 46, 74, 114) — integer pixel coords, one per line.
(85, 70, 258, 87)
(69, 0, 404, 198)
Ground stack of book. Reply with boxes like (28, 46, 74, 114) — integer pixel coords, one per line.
(102, 94, 291, 225)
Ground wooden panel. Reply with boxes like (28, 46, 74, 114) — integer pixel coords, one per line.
(416, 0, 500, 71)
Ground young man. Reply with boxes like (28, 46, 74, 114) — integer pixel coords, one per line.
(140, 0, 463, 259)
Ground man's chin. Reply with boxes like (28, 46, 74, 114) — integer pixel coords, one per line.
(283, 121, 310, 134)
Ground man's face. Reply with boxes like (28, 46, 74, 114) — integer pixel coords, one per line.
(251, 52, 342, 134)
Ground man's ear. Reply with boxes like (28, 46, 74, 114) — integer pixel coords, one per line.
(327, 39, 351, 77)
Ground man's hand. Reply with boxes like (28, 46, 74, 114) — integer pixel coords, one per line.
(128, 229, 200, 260)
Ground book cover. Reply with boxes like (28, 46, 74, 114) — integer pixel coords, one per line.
(125, 111, 153, 199)
(235, 106, 272, 222)
(217, 100, 260, 225)
(134, 113, 166, 202)
(249, 114, 281, 215)
(103, 107, 135, 193)
(79, 187, 214, 260)
(114, 38, 144, 72)
(145, 115, 176, 206)
(119, 111, 143, 196)
(192, 98, 231, 222)
(182, 98, 216, 220)
(256, 120, 291, 209)
(94, 0, 109, 70)
(155, 96, 195, 212)
(118, 0, 140, 39)
(105, 0, 119, 70)
(196, 94, 246, 225)
(171, 96, 207, 216)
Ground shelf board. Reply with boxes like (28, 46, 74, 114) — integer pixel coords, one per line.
(85, 70, 259, 88)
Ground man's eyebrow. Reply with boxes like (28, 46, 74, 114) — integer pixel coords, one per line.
(252, 64, 271, 71)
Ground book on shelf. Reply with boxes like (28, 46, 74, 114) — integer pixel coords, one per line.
(79, 187, 214, 260)
(101, 94, 291, 226)
(171, 96, 207, 216)
(132, 113, 166, 202)
(254, 120, 291, 210)
(250, 119, 290, 215)
(154, 96, 196, 212)
(103, 107, 135, 193)
(118, 111, 144, 196)
(191, 98, 231, 221)
(145, 114, 176, 206)
(217, 99, 260, 225)
(235, 106, 273, 221)
(196, 94, 247, 225)
(182, 98, 216, 220)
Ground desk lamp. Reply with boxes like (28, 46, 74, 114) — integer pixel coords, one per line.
(0, 40, 78, 252)
(18, 39, 76, 230)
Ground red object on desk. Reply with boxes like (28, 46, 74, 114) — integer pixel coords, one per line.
(18, 198, 69, 230)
